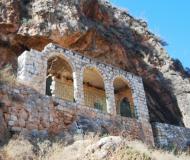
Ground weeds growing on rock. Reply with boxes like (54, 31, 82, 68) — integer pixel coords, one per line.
(0, 65, 16, 86)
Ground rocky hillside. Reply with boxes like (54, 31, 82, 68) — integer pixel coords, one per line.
(0, 0, 190, 127)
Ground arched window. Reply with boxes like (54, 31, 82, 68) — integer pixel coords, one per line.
(83, 67, 106, 112)
(46, 56, 74, 102)
(113, 77, 135, 118)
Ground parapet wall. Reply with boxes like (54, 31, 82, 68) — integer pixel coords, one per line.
(153, 122, 190, 149)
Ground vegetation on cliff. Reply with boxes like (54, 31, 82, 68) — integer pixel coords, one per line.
(0, 65, 16, 86)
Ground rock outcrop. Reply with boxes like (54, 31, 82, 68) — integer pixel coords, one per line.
(0, 0, 190, 127)
(85, 136, 122, 159)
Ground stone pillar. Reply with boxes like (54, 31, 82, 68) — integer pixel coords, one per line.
(130, 77, 150, 122)
(17, 50, 46, 94)
(104, 79, 116, 115)
(73, 67, 85, 106)
(129, 76, 154, 146)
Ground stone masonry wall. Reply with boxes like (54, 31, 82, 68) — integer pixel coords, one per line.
(17, 43, 149, 122)
(0, 84, 154, 145)
(153, 122, 190, 150)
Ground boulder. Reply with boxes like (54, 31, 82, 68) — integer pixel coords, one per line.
(85, 136, 122, 159)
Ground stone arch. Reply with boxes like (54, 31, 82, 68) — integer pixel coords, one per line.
(80, 64, 107, 82)
(111, 74, 134, 91)
(82, 65, 107, 112)
(44, 52, 76, 72)
(112, 75, 135, 118)
(45, 53, 75, 102)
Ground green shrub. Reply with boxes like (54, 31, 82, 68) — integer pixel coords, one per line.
(0, 65, 16, 86)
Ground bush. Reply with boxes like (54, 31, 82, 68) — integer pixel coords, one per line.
(0, 136, 35, 160)
(0, 65, 16, 86)
(111, 146, 152, 160)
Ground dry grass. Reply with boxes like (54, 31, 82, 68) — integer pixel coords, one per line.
(0, 65, 16, 86)
(0, 135, 189, 160)
(110, 140, 190, 160)
(0, 136, 35, 160)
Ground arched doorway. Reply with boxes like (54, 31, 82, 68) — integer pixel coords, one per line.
(113, 77, 135, 118)
(46, 56, 74, 102)
(83, 67, 106, 112)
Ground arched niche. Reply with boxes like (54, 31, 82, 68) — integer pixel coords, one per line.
(83, 67, 107, 112)
(46, 56, 74, 102)
(113, 76, 135, 118)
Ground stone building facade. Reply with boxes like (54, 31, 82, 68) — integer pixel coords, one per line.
(13, 43, 190, 149)
(16, 43, 154, 145)
(17, 43, 149, 121)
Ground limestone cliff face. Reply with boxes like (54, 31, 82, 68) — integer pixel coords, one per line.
(0, 0, 190, 127)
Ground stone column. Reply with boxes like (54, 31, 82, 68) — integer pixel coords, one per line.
(132, 78, 150, 122)
(104, 79, 116, 115)
(126, 75, 154, 146)
(73, 67, 85, 106)
(17, 50, 46, 94)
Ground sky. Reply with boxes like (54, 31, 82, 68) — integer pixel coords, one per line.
(110, 0, 190, 68)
